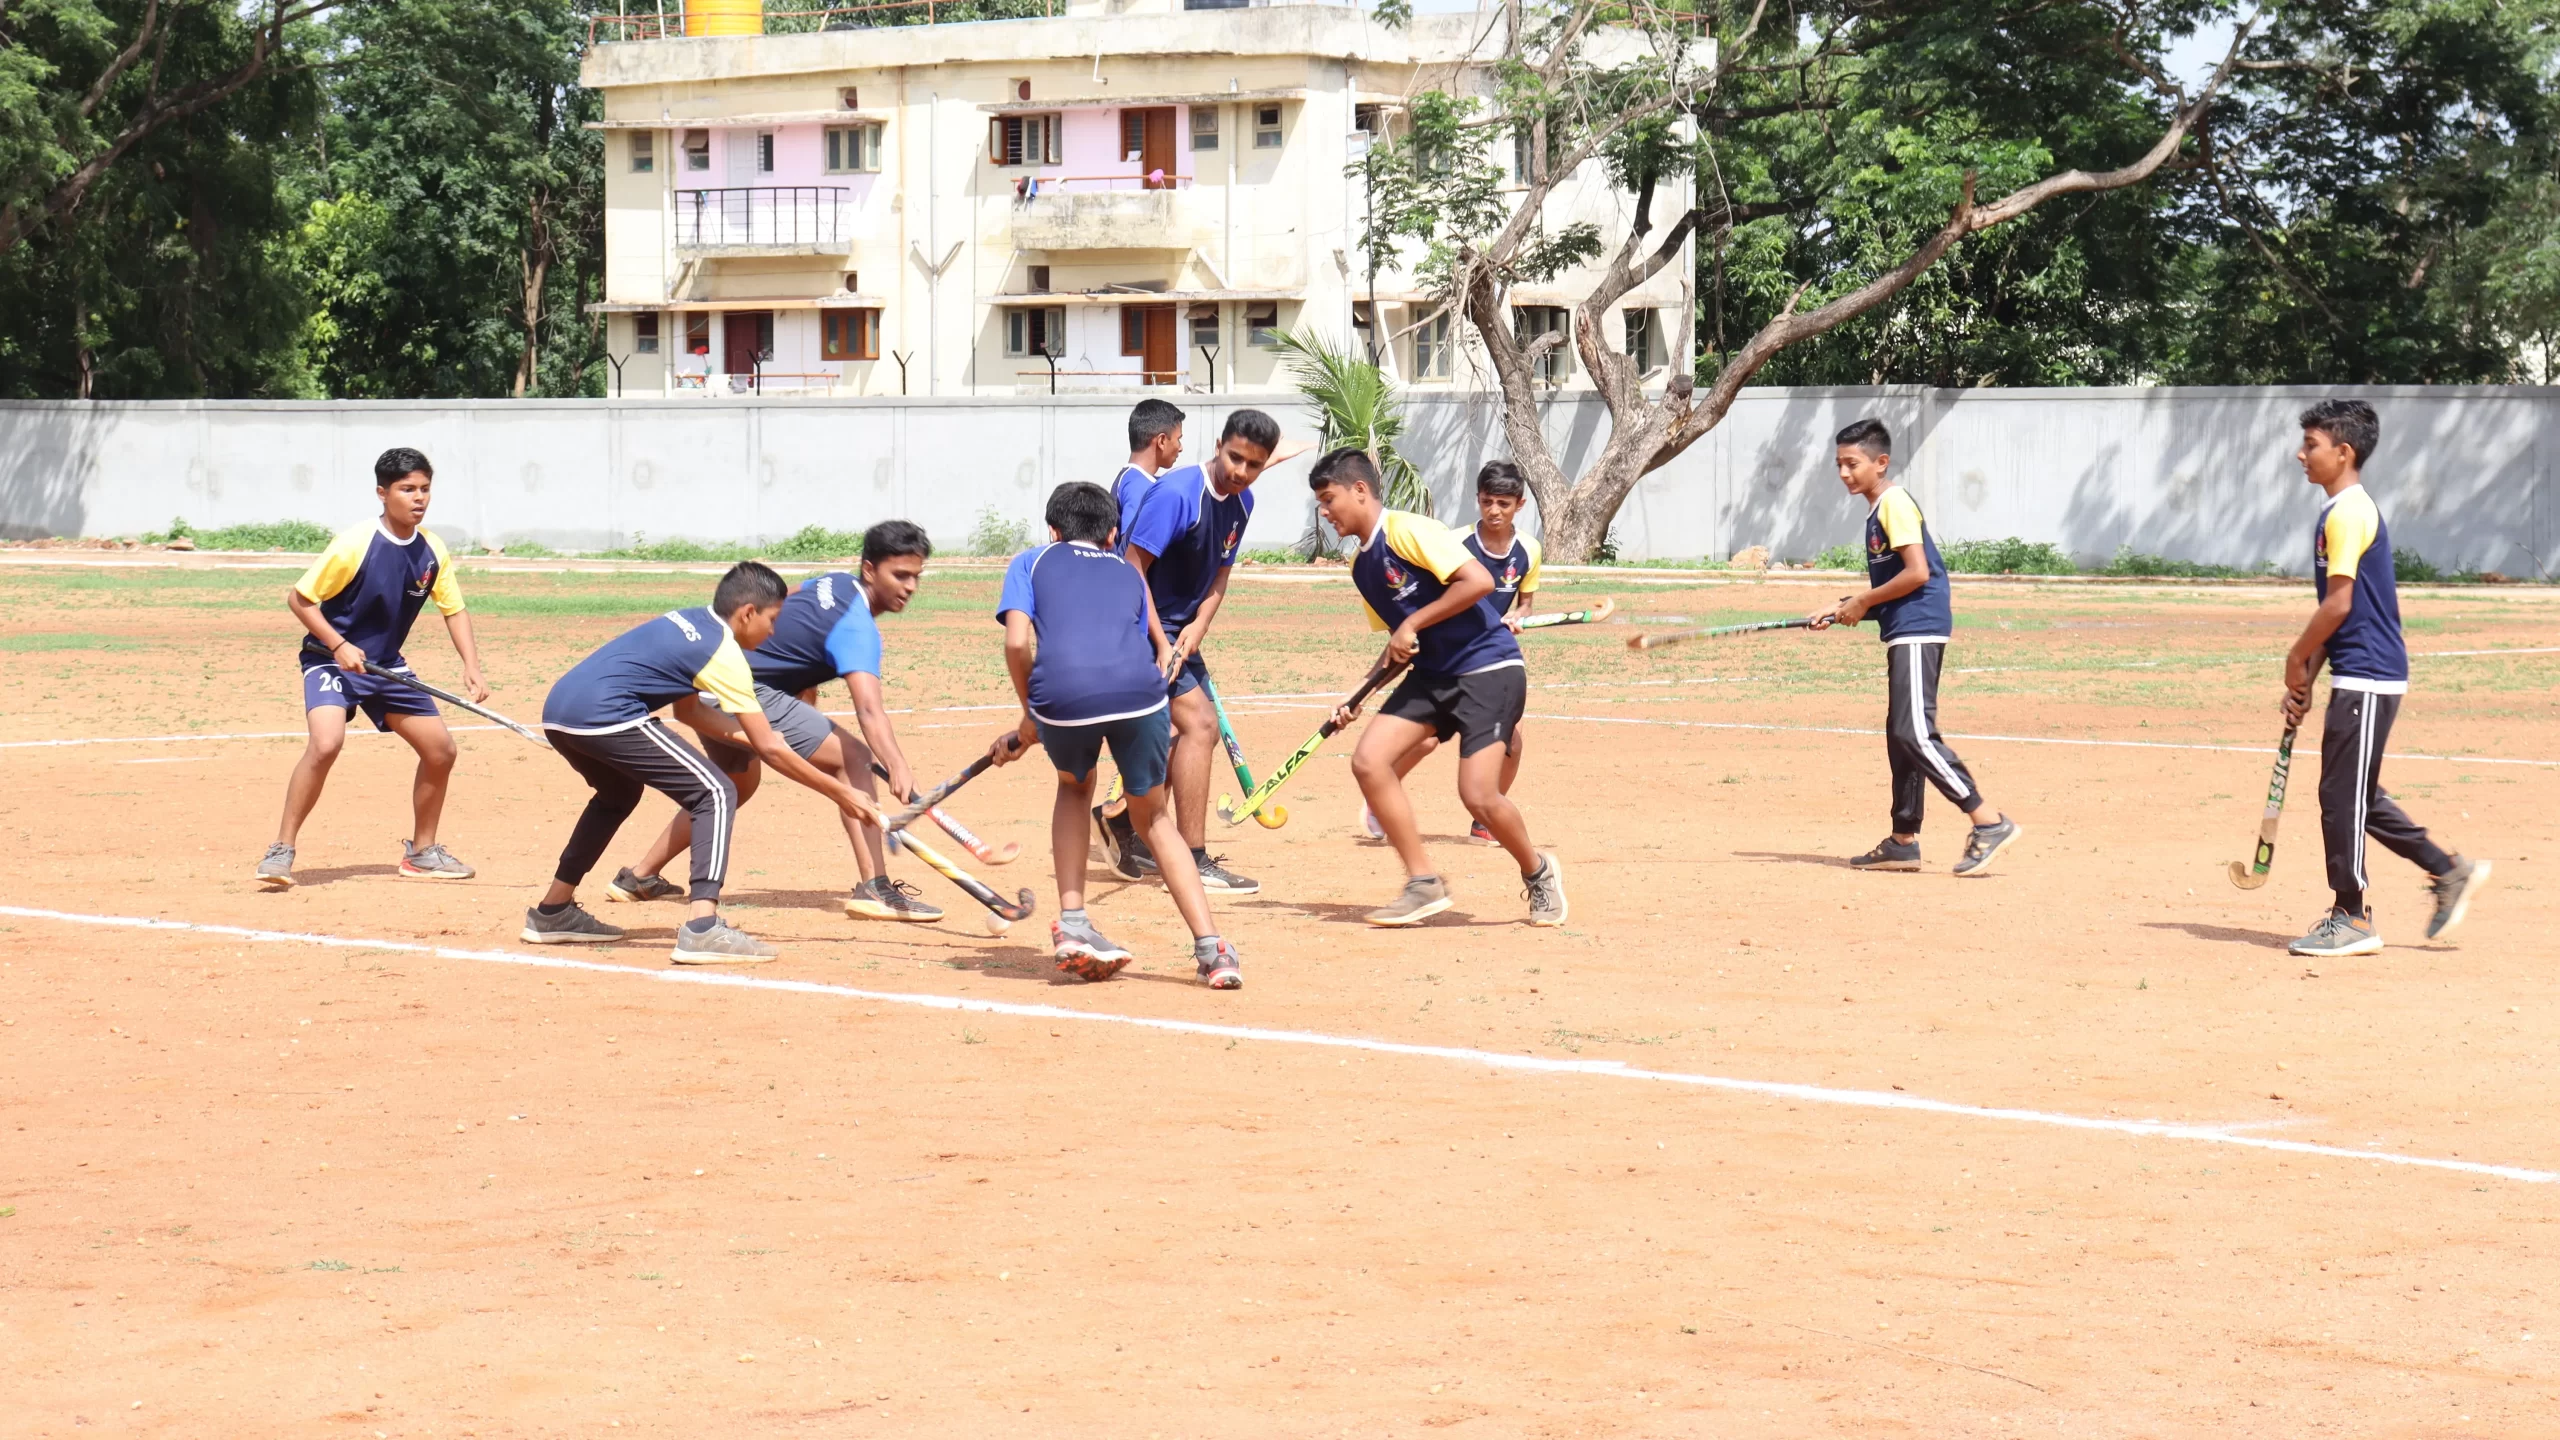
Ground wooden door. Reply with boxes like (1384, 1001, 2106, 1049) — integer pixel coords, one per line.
(1141, 305, 1177, 385)
(723, 311, 770, 377)
(1139, 108, 1176, 188)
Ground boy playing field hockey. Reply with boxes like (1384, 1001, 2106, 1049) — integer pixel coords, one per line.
(256, 446, 485, 890)
(527, 561, 882, 964)
(1099, 408, 1283, 894)
(1309, 447, 1565, 928)
(1114, 398, 1185, 542)
(1808, 418, 2021, 876)
(990, 481, 1240, 988)
(2281, 398, 2490, 957)
(605, 521, 942, 923)
(1365, 460, 1543, 845)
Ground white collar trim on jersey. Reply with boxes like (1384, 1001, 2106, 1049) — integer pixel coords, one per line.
(375, 520, 423, 547)
(1466, 525, 1521, 561)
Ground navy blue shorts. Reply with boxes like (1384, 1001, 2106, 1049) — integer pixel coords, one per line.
(302, 663, 439, 732)
(1168, 648, 1212, 701)
(1039, 707, 1172, 795)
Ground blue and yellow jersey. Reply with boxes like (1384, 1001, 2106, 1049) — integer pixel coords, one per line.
(1350, 511, 1522, 676)
(1863, 486, 1953, 643)
(1459, 527, 1542, 616)
(1126, 465, 1254, 631)
(748, 571, 884, 694)
(293, 523, 464, 669)
(997, 542, 1167, 725)
(2313, 485, 2409, 690)
(540, 607, 764, 735)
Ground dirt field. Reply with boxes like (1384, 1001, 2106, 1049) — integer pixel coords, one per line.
(4, 554, 2557, 1437)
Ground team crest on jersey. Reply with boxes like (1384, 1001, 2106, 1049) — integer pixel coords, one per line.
(1499, 558, 1521, 589)
(407, 563, 437, 599)
(1221, 523, 1240, 558)
(1381, 556, 1408, 588)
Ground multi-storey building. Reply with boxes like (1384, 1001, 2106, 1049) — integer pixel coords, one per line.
(583, 0, 1695, 397)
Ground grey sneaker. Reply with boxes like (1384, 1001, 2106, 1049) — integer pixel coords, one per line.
(400, 841, 475, 880)
(1366, 875, 1453, 928)
(671, 917, 778, 965)
(844, 875, 945, 923)
(1523, 852, 1567, 927)
(520, 903, 625, 945)
(2289, 907, 2383, 958)
(606, 867, 683, 903)
(2425, 857, 2491, 939)
(1953, 816, 2021, 877)
(255, 843, 296, 890)
(1850, 837, 1922, 872)
(1193, 852, 1260, 895)
(1197, 938, 1242, 990)
(1052, 916, 1132, 982)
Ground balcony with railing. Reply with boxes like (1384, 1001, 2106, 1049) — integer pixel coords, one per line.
(674, 187, 853, 253)
(1009, 177, 1194, 251)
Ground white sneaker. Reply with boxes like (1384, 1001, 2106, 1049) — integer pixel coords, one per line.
(1361, 807, 1383, 840)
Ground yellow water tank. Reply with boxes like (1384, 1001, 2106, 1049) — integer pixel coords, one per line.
(685, 0, 763, 36)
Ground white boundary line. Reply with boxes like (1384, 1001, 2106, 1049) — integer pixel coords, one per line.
(1, 901, 2547, 1188)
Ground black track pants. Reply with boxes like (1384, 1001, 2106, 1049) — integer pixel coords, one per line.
(2317, 687, 2453, 897)
(548, 720, 739, 902)
(1885, 640, 1983, 834)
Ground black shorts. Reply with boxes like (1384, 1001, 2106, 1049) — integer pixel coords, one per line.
(1379, 664, 1526, 758)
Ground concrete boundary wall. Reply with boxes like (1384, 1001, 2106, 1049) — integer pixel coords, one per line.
(4, 387, 2553, 571)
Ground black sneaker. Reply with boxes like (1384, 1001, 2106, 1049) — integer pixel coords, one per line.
(606, 867, 682, 903)
(1193, 852, 1259, 895)
(1091, 804, 1124, 870)
(844, 875, 944, 923)
(2425, 856, 2492, 939)
(1119, 824, 1158, 880)
(1849, 837, 1922, 871)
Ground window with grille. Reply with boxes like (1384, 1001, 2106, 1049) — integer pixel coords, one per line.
(823, 309, 880, 361)
(683, 129, 711, 172)
(634, 314, 660, 354)
(825, 125, 883, 174)
(990, 116, 1061, 167)
(1246, 302, 1281, 347)
(1006, 307, 1066, 357)
(630, 132, 654, 174)
(755, 132, 775, 173)
(1623, 309, 1658, 370)
(1253, 104, 1283, 149)
(1190, 306, 1219, 349)
(683, 313, 711, 355)
(1412, 312, 1451, 380)
(1514, 305, 1570, 383)
(1191, 107, 1219, 151)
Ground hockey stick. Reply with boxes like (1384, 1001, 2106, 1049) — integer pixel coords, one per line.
(882, 738, 1018, 835)
(879, 825, 1036, 933)
(871, 761, 1018, 865)
(1221, 661, 1406, 826)
(1202, 673, 1286, 829)
(1627, 617, 1815, 651)
(367, 668, 552, 748)
(1515, 596, 1616, 631)
(2228, 663, 2324, 890)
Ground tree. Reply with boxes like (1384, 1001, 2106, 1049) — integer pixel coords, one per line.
(1357, 1, 2240, 561)
(294, 0, 601, 398)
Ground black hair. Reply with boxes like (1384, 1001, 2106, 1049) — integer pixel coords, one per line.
(862, 519, 933, 566)
(1476, 459, 1527, 498)
(1220, 408, 1281, 454)
(1833, 418, 1892, 457)
(374, 447, 433, 486)
(1308, 446, 1379, 494)
(1128, 398, 1186, 453)
(2300, 398, 2380, 468)
(1045, 481, 1118, 547)
(712, 559, 789, 618)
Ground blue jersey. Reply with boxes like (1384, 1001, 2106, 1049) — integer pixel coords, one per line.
(542, 606, 763, 735)
(2314, 485, 2409, 689)
(1127, 464, 1253, 630)
(997, 542, 1169, 725)
(1112, 463, 1158, 548)
(292, 523, 464, 668)
(1863, 487, 1954, 643)
(747, 571, 883, 694)
(1459, 527, 1542, 617)
(1350, 511, 1522, 677)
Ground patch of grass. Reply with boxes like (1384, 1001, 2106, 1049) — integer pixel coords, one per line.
(2099, 547, 2281, 579)
(764, 525, 870, 561)
(1814, 543, 1861, 570)
(2395, 549, 2442, 584)
(1943, 537, 2076, 576)
(1244, 547, 1310, 565)
(308, 1258, 352, 1271)
(965, 507, 1031, 558)
(491, 541, 558, 558)
(0, 632, 140, 652)
(145, 517, 334, 552)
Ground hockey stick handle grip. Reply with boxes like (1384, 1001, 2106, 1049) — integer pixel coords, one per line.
(882, 741, 1014, 834)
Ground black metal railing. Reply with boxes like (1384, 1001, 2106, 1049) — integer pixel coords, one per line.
(674, 187, 853, 249)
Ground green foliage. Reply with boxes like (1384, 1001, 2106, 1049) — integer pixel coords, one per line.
(966, 508, 1031, 558)
(1942, 537, 2076, 575)
(2098, 547, 2279, 580)
(1273, 329, 1430, 518)
(145, 516, 332, 551)
(491, 540, 557, 558)
(2395, 549, 2443, 585)
(763, 526, 870, 561)
(1814, 543, 1862, 571)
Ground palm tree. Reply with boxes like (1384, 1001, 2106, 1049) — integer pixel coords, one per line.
(1272, 330, 1430, 557)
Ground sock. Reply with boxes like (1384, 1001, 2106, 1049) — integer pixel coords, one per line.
(537, 901, 570, 916)
(1061, 907, 1088, 928)
(1192, 846, 1211, 865)
(1194, 935, 1222, 961)
(2335, 889, 2363, 915)
(684, 915, 720, 934)
(1973, 813, 2003, 829)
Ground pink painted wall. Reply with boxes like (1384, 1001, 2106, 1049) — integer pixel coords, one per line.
(1056, 107, 1196, 187)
